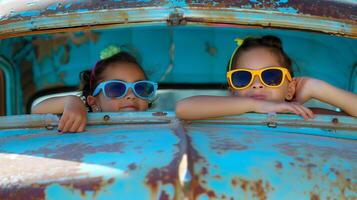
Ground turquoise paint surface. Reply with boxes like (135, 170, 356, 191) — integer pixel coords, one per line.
(187, 124, 356, 199)
(29, 26, 355, 88)
(0, 122, 183, 199)
(47, 3, 60, 11)
(1, 25, 357, 115)
(277, 7, 298, 13)
(18, 10, 41, 17)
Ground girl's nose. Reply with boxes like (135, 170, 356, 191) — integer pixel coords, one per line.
(125, 88, 136, 99)
(251, 75, 264, 89)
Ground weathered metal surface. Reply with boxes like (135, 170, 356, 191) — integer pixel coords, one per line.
(1, 0, 356, 21)
(0, 112, 174, 129)
(0, 0, 356, 39)
(1, 112, 357, 199)
(0, 112, 186, 199)
(191, 113, 357, 140)
(186, 0, 357, 22)
(185, 123, 357, 200)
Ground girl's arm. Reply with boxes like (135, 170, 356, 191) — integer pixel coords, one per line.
(176, 95, 313, 120)
(31, 95, 87, 133)
(31, 96, 74, 114)
(294, 78, 357, 117)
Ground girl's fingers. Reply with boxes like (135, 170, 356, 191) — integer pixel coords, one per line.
(292, 104, 309, 119)
(79, 117, 87, 132)
(300, 105, 314, 118)
(58, 112, 87, 133)
(78, 121, 86, 132)
(69, 118, 82, 133)
(292, 103, 314, 119)
(282, 104, 300, 115)
(272, 102, 314, 119)
(62, 117, 75, 133)
(58, 114, 69, 132)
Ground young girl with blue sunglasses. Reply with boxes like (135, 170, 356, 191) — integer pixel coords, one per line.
(32, 51, 158, 133)
(176, 35, 357, 120)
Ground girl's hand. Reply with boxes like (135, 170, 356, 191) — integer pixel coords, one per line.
(58, 96, 87, 133)
(254, 100, 314, 119)
(292, 77, 322, 103)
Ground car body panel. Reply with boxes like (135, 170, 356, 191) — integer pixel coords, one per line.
(0, 0, 356, 38)
(186, 123, 356, 199)
(0, 112, 187, 199)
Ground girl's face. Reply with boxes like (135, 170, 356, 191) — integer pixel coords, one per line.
(230, 47, 293, 101)
(88, 62, 149, 112)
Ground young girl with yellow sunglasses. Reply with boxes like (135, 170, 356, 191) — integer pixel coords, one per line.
(176, 35, 357, 120)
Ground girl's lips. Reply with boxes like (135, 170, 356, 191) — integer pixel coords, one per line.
(250, 94, 266, 100)
(119, 105, 139, 111)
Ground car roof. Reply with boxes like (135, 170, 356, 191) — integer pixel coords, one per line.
(1, 0, 357, 39)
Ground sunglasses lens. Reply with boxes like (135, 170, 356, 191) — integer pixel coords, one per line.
(134, 82, 155, 99)
(261, 69, 283, 86)
(231, 71, 252, 88)
(104, 82, 126, 98)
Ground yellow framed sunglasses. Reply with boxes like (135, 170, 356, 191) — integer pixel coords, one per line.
(227, 66, 292, 90)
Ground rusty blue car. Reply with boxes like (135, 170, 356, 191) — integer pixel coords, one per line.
(0, 0, 356, 199)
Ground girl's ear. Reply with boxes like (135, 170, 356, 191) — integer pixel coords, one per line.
(87, 95, 101, 112)
(286, 79, 296, 101)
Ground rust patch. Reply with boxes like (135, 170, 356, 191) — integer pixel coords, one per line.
(213, 175, 221, 180)
(152, 112, 168, 116)
(186, 0, 357, 22)
(230, 177, 273, 200)
(200, 167, 208, 176)
(240, 179, 248, 191)
(310, 192, 320, 200)
(186, 134, 216, 200)
(0, 185, 46, 200)
(4, 0, 355, 22)
(145, 122, 187, 200)
(61, 177, 115, 197)
(329, 168, 356, 199)
(275, 161, 283, 169)
(32, 31, 99, 64)
(205, 42, 217, 56)
(275, 143, 357, 160)
(128, 163, 137, 170)
(23, 142, 125, 161)
(0, 176, 115, 199)
(305, 163, 317, 180)
(250, 180, 266, 200)
(145, 157, 180, 199)
(231, 179, 238, 187)
(210, 137, 247, 154)
(159, 190, 170, 200)
(296, 157, 305, 162)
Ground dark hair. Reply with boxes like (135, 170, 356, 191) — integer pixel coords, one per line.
(228, 35, 294, 76)
(79, 51, 146, 110)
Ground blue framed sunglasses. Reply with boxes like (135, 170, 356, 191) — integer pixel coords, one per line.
(92, 80, 158, 101)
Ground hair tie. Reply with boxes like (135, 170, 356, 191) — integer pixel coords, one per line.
(234, 38, 244, 47)
(100, 45, 121, 60)
(89, 45, 121, 92)
(228, 38, 244, 71)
